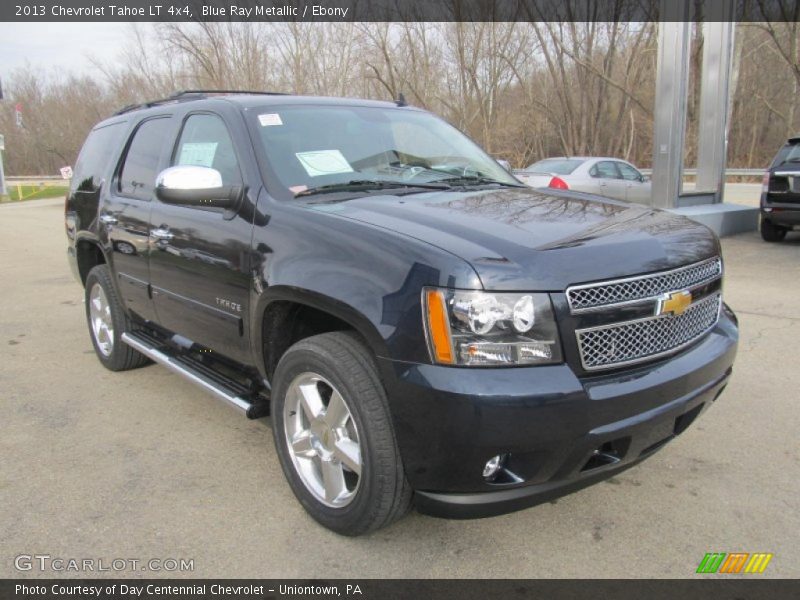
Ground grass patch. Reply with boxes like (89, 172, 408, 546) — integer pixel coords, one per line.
(4, 185, 69, 202)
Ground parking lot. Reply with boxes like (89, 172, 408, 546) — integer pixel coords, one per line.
(1, 196, 798, 578)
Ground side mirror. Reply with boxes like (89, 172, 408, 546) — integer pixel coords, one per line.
(641, 174, 650, 183)
(496, 159, 512, 172)
(155, 166, 240, 208)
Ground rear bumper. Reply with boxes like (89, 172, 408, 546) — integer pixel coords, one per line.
(761, 194, 800, 228)
(378, 306, 738, 519)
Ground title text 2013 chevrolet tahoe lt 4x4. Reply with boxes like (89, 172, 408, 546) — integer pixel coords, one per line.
(65, 91, 738, 536)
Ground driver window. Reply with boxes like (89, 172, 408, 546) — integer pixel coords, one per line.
(617, 162, 643, 182)
(173, 114, 241, 187)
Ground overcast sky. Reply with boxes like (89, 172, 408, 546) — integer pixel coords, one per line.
(0, 23, 141, 83)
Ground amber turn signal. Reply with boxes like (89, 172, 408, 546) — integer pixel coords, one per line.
(425, 289, 454, 364)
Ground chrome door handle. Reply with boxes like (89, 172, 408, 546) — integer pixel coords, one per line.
(150, 228, 174, 241)
(99, 214, 117, 225)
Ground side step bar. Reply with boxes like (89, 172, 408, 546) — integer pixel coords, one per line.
(122, 332, 268, 419)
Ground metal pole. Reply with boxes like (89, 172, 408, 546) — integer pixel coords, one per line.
(695, 1, 736, 200)
(650, 0, 691, 209)
(0, 135, 7, 198)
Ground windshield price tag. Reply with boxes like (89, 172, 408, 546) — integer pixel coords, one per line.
(258, 113, 283, 127)
(296, 150, 354, 177)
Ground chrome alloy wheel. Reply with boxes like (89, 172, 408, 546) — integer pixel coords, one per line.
(283, 372, 362, 508)
(89, 283, 114, 357)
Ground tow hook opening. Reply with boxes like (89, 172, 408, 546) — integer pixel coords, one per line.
(582, 437, 631, 472)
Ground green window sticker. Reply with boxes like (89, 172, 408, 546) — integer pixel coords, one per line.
(295, 150, 354, 177)
(178, 142, 218, 168)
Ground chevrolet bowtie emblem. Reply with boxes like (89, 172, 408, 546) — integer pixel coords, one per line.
(656, 290, 693, 316)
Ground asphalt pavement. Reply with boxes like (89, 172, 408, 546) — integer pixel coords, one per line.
(1, 196, 798, 578)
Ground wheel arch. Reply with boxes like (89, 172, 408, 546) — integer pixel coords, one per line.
(253, 286, 389, 382)
(75, 236, 109, 286)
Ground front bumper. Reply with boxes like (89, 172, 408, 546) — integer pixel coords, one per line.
(378, 307, 738, 519)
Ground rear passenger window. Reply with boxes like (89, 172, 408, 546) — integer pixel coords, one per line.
(72, 122, 125, 193)
(119, 117, 171, 201)
(173, 114, 241, 187)
(591, 161, 620, 179)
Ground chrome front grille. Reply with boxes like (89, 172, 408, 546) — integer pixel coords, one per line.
(567, 257, 722, 312)
(576, 293, 722, 371)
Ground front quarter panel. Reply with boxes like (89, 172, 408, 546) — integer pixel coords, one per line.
(250, 191, 482, 371)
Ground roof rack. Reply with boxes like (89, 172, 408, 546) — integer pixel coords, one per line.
(113, 89, 288, 116)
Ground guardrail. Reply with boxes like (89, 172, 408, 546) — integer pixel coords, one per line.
(513, 167, 765, 178)
(6, 175, 67, 181)
(2, 176, 70, 202)
(639, 168, 763, 177)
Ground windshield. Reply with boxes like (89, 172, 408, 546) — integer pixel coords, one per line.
(772, 143, 800, 167)
(525, 158, 585, 175)
(248, 104, 519, 198)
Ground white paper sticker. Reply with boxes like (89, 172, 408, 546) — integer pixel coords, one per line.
(295, 150, 354, 177)
(258, 113, 283, 127)
(178, 142, 218, 168)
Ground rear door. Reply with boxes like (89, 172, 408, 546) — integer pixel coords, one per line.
(147, 110, 255, 364)
(103, 116, 174, 323)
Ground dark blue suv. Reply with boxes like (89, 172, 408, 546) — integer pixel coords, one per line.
(66, 91, 738, 535)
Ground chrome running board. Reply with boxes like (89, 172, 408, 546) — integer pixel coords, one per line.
(122, 332, 267, 418)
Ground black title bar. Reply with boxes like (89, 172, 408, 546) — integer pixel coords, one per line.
(1, 0, 799, 23)
(3, 579, 800, 600)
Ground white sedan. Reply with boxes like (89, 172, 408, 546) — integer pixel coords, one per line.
(514, 157, 651, 204)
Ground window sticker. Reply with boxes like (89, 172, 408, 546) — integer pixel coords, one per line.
(295, 150, 354, 177)
(258, 113, 283, 127)
(178, 142, 218, 168)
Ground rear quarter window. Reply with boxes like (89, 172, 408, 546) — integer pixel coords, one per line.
(771, 143, 800, 168)
(71, 122, 126, 193)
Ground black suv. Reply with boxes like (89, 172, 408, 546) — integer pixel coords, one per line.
(761, 136, 800, 241)
(66, 91, 738, 535)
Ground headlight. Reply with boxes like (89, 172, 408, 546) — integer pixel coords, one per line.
(423, 288, 562, 366)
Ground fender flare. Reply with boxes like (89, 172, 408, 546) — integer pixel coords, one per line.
(251, 285, 389, 381)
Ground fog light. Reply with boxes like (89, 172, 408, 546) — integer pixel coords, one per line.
(483, 454, 504, 478)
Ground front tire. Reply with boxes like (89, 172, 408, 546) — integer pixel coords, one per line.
(84, 264, 150, 371)
(270, 332, 412, 536)
(760, 218, 787, 242)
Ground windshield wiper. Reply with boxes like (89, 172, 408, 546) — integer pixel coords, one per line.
(294, 179, 451, 198)
(437, 175, 526, 188)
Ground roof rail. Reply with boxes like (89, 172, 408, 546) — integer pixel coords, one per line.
(113, 89, 288, 116)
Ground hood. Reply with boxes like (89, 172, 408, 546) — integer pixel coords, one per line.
(303, 187, 719, 290)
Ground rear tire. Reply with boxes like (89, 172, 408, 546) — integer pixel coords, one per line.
(84, 264, 150, 371)
(270, 331, 412, 536)
(760, 218, 787, 242)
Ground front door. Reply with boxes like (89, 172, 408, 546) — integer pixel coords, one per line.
(589, 161, 627, 200)
(147, 111, 254, 364)
(616, 162, 651, 204)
